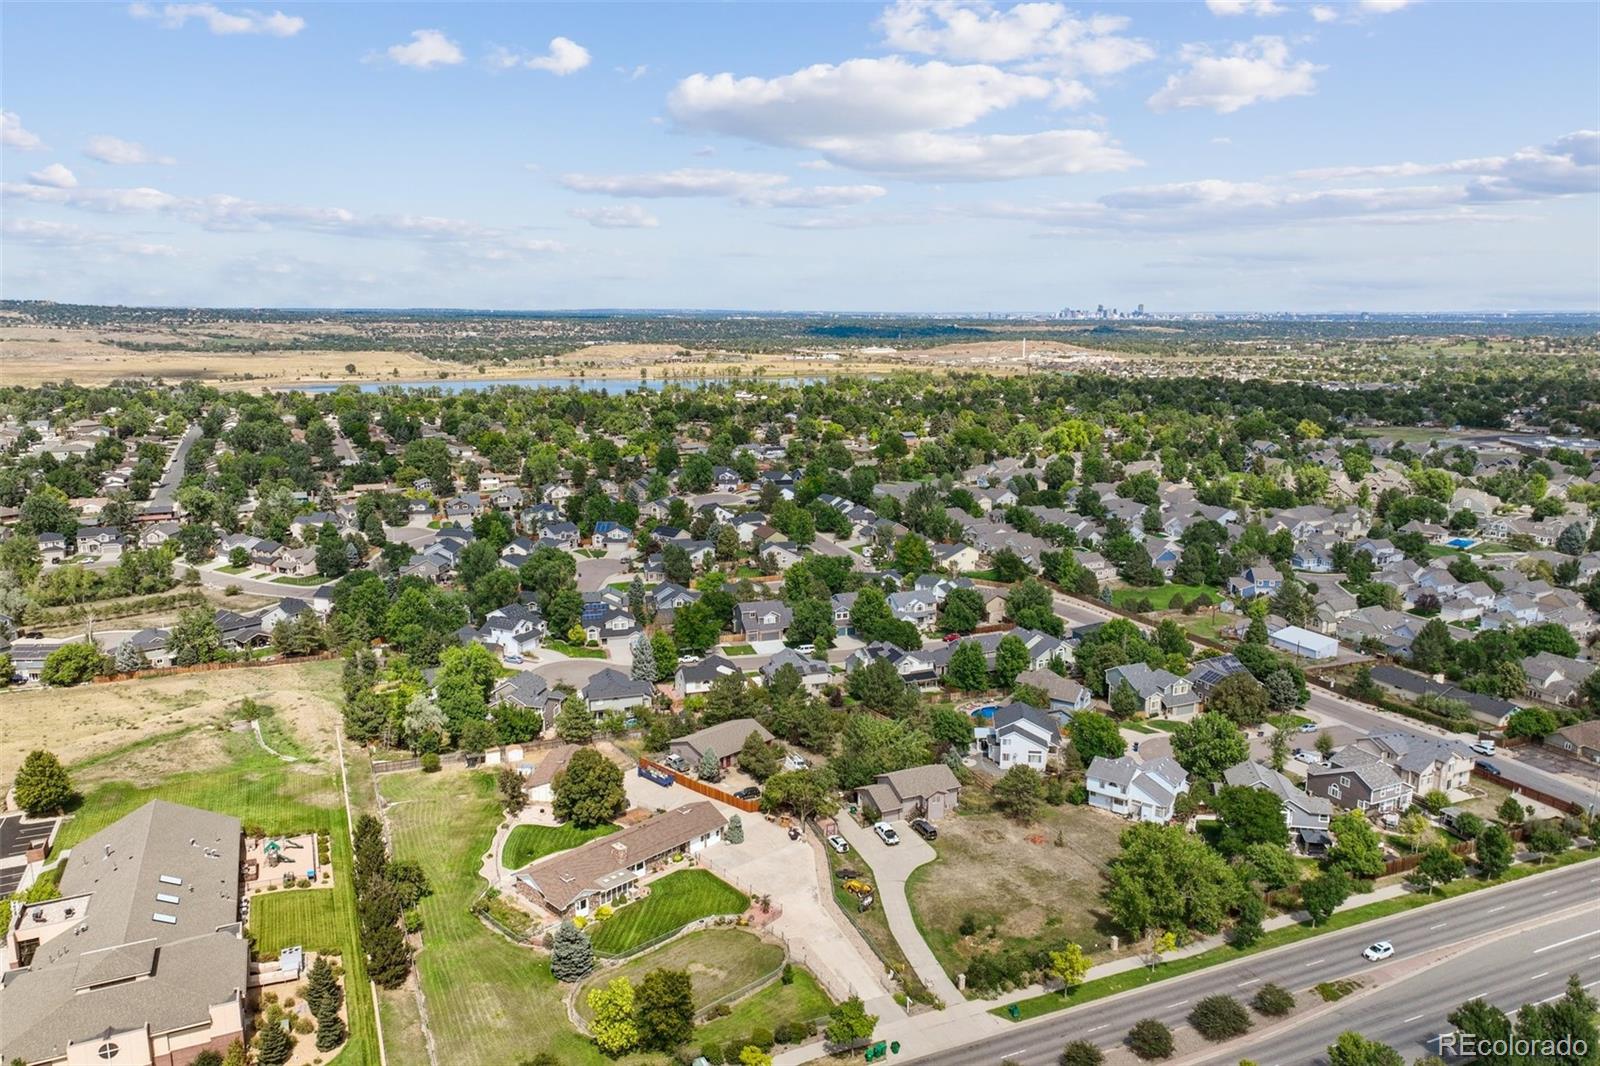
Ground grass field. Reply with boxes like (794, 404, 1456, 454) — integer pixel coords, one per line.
(724, 644, 757, 656)
(1111, 584, 1217, 611)
(693, 964, 834, 1049)
(575, 928, 782, 1021)
(251, 887, 345, 957)
(823, 835, 934, 1005)
(587, 869, 750, 956)
(502, 822, 619, 869)
(907, 794, 1123, 989)
(380, 766, 614, 1065)
(546, 640, 608, 659)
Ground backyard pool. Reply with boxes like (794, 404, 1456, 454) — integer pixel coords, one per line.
(1446, 537, 1477, 549)
(972, 706, 998, 720)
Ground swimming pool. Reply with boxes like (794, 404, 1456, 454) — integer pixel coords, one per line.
(972, 706, 998, 720)
(1446, 537, 1477, 549)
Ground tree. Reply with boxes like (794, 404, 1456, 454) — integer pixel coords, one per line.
(1126, 1018, 1173, 1061)
(1412, 843, 1465, 893)
(1240, 842, 1299, 891)
(738, 731, 780, 781)
(698, 747, 721, 782)
(939, 587, 985, 634)
(759, 768, 840, 823)
(1188, 995, 1252, 1041)
(1410, 618, 1453, 674)
(1267, 728, 1289, 772)
(1556, 520, 1588, 556)
(740, 1047, 774, 1066)
(825, 996, 878, 1047)
(1170, 713, 1249, 783)
(1058, 1041, 1104, 1066)
(497, 765, 527, 814)
(550, 920, 595, 981)
(1262, 670, 1300, 713)
(170, 607, 226, 666)
(1109, 680, 1141, 721)
(306, 954, 342, 1019)
(1327, 812, 1385, 878)
(554, 693, 595, 744)
(1251, 983, 1295, 1017)
(1474, 823, 1513, 879)
(634, 968, 696, 1051)
(587, 976, 640, 1055)
(1300, 869, 1351, 925)
(1316, 730, 1336, 759)
(366, 920, 412, 989)
(13, 750, 74, 816)
(1206, 672, 1269, 726)
(1068, 711, 1125, 761)
(314, 992, 346, 1052)
(725, 813, 744, 844)
(553, 747, 626, 828)
(1105, 823, 1241, 937)
(1213, 786, 1288, 856)
(316, 522, 350, 578)
(1325, 1032, 1403, 1066)
(994, 634, 1030, 688)
(1497, 794, 1527, 826)
(40, 641, 108, 686)
(256, 1018, 293, 1066)
(945, 640, 990, 692)
(993, 765, 1044, 821)
(1048, 942, 1089, 993)
(1505, 706, 1560, 739)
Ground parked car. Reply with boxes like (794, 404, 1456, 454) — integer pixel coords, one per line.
(784, 753, 811, 771)
(794, 643, 816, 655)
(873, 822, 900, 846)
(734, 786, 761, 801)
(943, 632, 962, 643)
(1471, 739, 1497, 756)
(910, 818, 937, 841)
(678, 654, 701, 666)
(827, 834, 850, 854)
(1299, 723, 1318, 734)
(1362, 941, 1395, 962)
(503, 654, 523, 665)
(1476, 760, 1502, 776)
(663, 752, 688, 772)
(1293, 749, 1322, 765)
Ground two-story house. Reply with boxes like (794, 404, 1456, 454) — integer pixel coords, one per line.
(1223, 759, 1334, 854)
(1103, 662, 1200, 718)
(1086, 755, 1189, 822)
(975, 702, 1061, 770)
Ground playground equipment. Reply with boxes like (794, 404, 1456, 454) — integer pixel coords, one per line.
(263, 838, 303, 866)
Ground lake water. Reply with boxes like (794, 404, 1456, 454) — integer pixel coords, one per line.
(296, 375, 840, 395)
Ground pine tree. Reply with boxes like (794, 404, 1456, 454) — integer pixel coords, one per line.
(314, 995, 346, 1052)
(726, 814, 744, 844)
(630, 634, 656, 683)
(113, 639, 148, 673)
(550, 920, 595, 981)
(256, 1019, 293, 1066)
(366, 921, 412, 989)
(305, 955, 341, 1017)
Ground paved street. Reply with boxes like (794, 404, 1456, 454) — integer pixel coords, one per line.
(902, 857, 1600, 1066)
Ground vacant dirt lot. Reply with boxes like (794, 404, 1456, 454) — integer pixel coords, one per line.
(908, 795, 1125, 979)
(0, 659, 344, 785)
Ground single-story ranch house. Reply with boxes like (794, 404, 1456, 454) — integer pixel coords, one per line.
(668, 718, 773, 771)
(855, 764, 962, 822)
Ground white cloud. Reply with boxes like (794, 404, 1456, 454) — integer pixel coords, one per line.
(877, 1, 1154, 77)
(84, 135, 175, 165)
(569, 204, 660, 229)
(491, 36, 592, 75)
(129, 2, 304, 37)
(617, 64, 649, 81)
(1, 181, 564, 257)
(3, 217, 176, 256)
(1205, 0, 1286, 16)
(1293, 130, 1598, 202)
(1358, 0, 1412, 12)
(668, 55, 1137, 181)
(1310, 5, 1339, 22)
(27, 163, 78, 189)
(383, 29, 464, 70)
(2, 111, 45, 150)
(1148, 36, 1320, 114)
(560, 167, 888, 207)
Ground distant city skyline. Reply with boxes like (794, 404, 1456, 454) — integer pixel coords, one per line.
(2, 1, 1597, 312)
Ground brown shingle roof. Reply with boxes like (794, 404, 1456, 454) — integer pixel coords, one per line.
(517, 802, 727, 912)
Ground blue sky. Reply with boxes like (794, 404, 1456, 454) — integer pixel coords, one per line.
(2, 1, 1596, 312)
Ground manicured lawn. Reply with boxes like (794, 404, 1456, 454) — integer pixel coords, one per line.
(251, 887, 344, 957)
(1111, 583, 1217, 612)
(546, 640, 607, 659)
(586, 869, 750, 956)
(272, 574, 327, 586)
(218, 562, 250, 574)
(576, 928, 782, 1021)
(1145, 720, 1183, 733)
(694, 964, 834, 1049)
(724, 644, 757, 656)
(1122, 720, 1157, 734)
(502, 822, 619, 869)
(1268, 713, 1315, 731)
(382, 767, 614, 1065)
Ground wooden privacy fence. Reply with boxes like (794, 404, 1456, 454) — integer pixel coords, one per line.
(1380, 838, 1476, 879)
(94, 649, 340, 684)
(1473, 765, 1584, 815)
(638, 757, 761, 812)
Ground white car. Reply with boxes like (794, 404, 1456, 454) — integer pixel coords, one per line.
(1362, 941, 1395, 962)
(1471, 740, 1497, 756)
(873, 822, 900, 846)
(794, 643, 816, 655)
(827, 834, 850, 854)
(1293, 749, 1322, 765)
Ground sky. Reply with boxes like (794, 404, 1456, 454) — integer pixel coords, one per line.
(2, 1, 1597, 313)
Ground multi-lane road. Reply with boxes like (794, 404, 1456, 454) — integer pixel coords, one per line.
(915, 858, 1600, 1066)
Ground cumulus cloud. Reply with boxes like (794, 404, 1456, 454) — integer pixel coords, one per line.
(569, 204, 660, 229)
(84, 135, 176, 165)
(3, 217, 176, 257)
(1, 181, 564, 257)
(2, 111, 45, 150)
(382, 29, 464, 70)
(490, 36, 592, 75)
(1205, 0, 1286, 16)
(1310, 5, 1339, 22)
(1148, 36, 1320, 114)
(1297, 130, 1599, 201)
(561, 167, 888, 208)
(27, 163, 78, 189)
(667, 55, 1137, 181)
(877, 1, 1154, 78)
(128, 2, 304, 36)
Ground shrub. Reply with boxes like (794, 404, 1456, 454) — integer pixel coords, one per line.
(749, 1027, 774, 1051)
(699, 1046, 725, 1065)
(1128, 1019, 1174, 1060)
(725, 1040, 746, 1064)
(781, 962, 794, 985)
(1059, 1040, 1105, 1066)
(420, 752, 441, 773)
(1188, 994, 1252, 1041)
(1251, 982, 1295, 1017)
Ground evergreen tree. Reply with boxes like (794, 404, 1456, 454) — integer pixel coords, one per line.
(314, 994, 346, 1052)
(550, 920, 595, 981)
(12, 750, 74, 816)
(630, 633, 656, 683)
(366, 921, 411, 989)
(726, 814, 744, 844)
(256, 1019, 293, 1066)
(305, 954, 341, 1017)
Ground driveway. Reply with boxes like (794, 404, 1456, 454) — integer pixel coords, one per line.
(618, 769, 903, 1019)
(832, 814, 964, 1006)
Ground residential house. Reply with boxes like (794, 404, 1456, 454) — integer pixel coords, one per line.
(887, 589, 940, 631)
(668, 718, 773, 771)
(1521, 652, 1596, 707)
(580, 668, 654, 716)
(855, 764, 962, 822)
(1367, 664, 1520, 730)
(844, 642, 939, 687)
(1103, 662, 1200, 718)
(490, 672, 565, 731)
(1223, 760, 1333, 854)
(675, 655, 744, 698)
(735, 600, 793, 643)
(1086, 755, 1189, 822)
(1344, 732, 1474, 795)
(583, 606, 640, 646)
(1226, 564, 1283, 601)
(1544, 720, 1600, 765)
(1013, 668, 1091, 716)
(975, 702, 1060, 769)
(479, 603, 547, 657)
(524, 744, 577, 805)
(1185, 654, 1258, 702)
(1304, 753, 1413, 813)
(759, 648, 831, 691)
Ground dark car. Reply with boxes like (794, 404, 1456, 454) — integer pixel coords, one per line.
(1476, 760, 1502, 777)
(734, 786, 762, 801)
(910, 818, 937, 841)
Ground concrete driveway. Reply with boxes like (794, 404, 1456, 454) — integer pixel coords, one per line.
(618, 769, 903, 1019)
(833, 814, 963, 1006)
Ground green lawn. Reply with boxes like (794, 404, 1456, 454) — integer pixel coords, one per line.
(546, 640, 607, 659)
(723, 644, 757, 656)
(218, 562, 251, 574)
(586, 869, 749, 956)
(576, 928, 782, 1021)
(1111, 583, 1217, 611)
(1145, 720, 1183, 733)
(694, 965, 834, 1050)
(1268, 713, 1315, 731)
(502, 822, 619, 870)
(1122, 721, 1157, 734)
(251, 887, 344, 957)
(271, 574, 327, 586)
(382, 767, 615, 1065)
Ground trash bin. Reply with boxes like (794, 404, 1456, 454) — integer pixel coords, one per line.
(1008, 1004, 1020, 1020)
